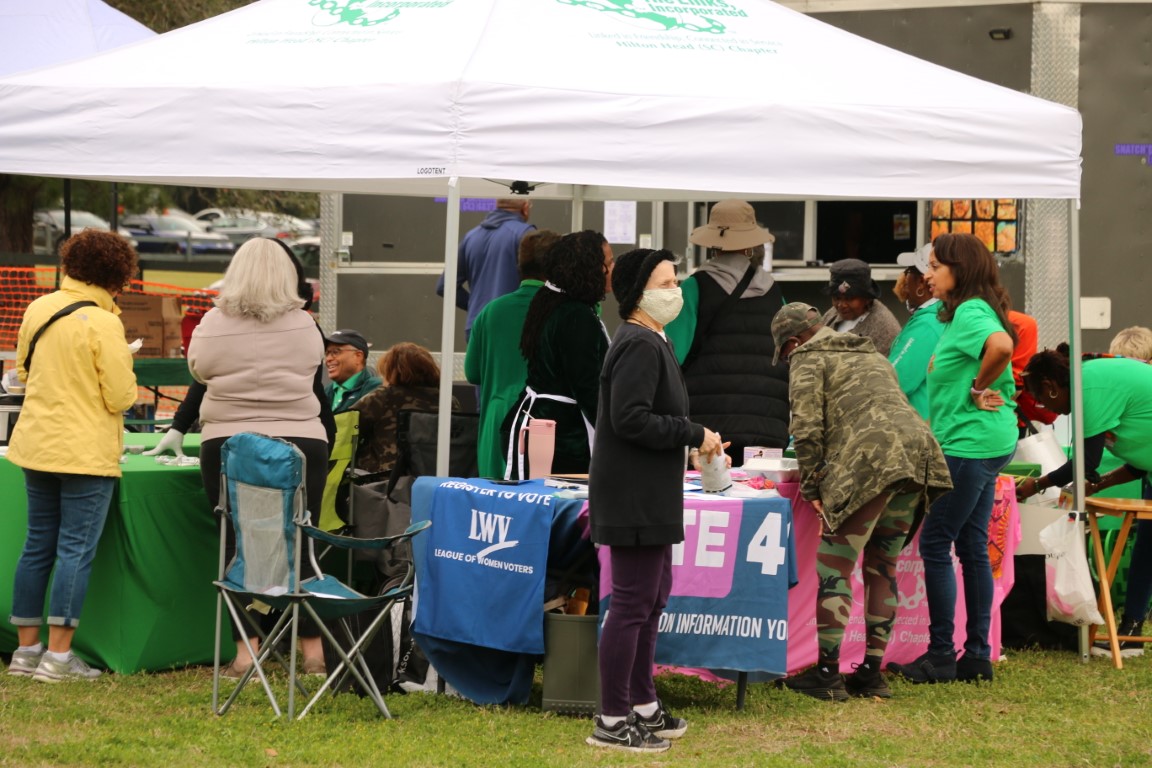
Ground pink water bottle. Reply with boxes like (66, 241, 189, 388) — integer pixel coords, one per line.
(524, 418, 556, 479)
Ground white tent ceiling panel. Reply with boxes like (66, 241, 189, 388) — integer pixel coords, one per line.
(0, 0, 1081, 200)
(0, 0, 154, 76)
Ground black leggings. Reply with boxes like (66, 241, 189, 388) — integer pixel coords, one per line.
(202, 435, 329, 640)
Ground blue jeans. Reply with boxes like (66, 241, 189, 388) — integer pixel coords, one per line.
(10, 470, 116, 629)
(919, 452, 1014, 659)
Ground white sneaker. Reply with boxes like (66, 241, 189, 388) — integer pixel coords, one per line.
(32, 654, 102, 683)
(7, 647, 43, 677)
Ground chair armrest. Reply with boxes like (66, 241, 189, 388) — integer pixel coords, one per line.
(301, 519, 430, 551)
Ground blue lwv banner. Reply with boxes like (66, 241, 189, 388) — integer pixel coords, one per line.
(414, 479, 555, 654)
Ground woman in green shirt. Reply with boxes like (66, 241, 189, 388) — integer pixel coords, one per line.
(889, 233, 1017, 685)
(1016, 347, 1152, 655)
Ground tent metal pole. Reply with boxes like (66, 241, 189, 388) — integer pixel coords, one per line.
(686, 202, 698, 271)
(651, 201, 664, 249)
(1068, 198, 1089, 662)
(571, 185, 584, 231)
(436, 178, 462, 476)
(802, 201, 817, 265)
(915, 200, 926, 247)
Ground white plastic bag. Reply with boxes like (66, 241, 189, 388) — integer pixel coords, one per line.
(1015, 427, 1067, 502)
(1039, 515, 1104, 626)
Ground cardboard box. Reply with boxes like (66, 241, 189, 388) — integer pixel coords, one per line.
(118, 294, 184, 358)
(160, 297, 184, 358)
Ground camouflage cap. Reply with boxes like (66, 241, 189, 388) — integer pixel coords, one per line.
(771, 302, 822, 365)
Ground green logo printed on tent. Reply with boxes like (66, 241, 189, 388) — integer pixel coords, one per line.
(557, 0, 738, 34)
(309, 0, 401, 27)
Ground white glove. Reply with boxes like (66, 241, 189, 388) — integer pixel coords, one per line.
(128, 338, 143, 354)
(143, 428, 186, 457)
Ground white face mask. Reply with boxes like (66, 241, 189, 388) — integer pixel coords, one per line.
(638, 287, 683, 326)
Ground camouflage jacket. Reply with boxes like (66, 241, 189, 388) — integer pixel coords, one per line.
(788, 327, 952, 532)
(351, 384, 455, 475)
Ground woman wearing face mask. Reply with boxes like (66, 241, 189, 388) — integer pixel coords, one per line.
(888, 244, 944, 420)
(586, 248, 723, 753)
(502, 230, 614, 478)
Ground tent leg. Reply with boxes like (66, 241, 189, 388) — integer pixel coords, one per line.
(436, 178, 461, 477)
(1068, 199, 1091, 663)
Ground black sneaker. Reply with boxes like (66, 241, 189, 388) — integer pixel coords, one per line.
(1090, 617, 1146, 659)
(843, 658, 891, 699)
(955, 654, 994, 683)
(635, 700, 688, 739)
(586, 713, 671, 753)
(887, 651, 956, 684)
(782, 663, 848, 701)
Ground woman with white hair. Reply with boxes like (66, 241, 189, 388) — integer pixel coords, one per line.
(188, 237, 331, 678)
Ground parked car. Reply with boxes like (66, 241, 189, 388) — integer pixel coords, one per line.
(120, 214, 236, 257)
(32, 209, 137, 256)
(195, 208, 316, 245)
(288, 236, 321, 269)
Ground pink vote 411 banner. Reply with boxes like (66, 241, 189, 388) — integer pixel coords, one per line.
(782, 476, 1020, 673)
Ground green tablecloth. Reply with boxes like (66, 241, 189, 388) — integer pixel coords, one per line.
(132, 357, 194, 387)
(0, 432, 225, 673)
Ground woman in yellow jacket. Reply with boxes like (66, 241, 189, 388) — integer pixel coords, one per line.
(6, 230, 139, 683)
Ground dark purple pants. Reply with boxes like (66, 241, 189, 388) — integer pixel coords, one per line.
(598, 544, 673, 717)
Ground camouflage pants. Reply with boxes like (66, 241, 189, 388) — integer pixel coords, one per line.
(815, 490, 920, 661)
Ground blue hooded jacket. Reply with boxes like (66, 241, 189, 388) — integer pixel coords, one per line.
(436, 209, 535, 334)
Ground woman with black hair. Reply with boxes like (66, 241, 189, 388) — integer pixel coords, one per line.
(1016, 344, 1152, 655)
(501, 230, 613, 478)
(889, 232, 1017, 685)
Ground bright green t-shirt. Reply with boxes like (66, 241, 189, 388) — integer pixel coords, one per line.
(1083, 357, 1152, 472)
(926, 298, 1017, 458)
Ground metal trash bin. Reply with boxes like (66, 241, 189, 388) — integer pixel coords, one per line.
(541, 612, 600, 715)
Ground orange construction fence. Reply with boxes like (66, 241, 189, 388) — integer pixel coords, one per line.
(0, 267, 217, 351)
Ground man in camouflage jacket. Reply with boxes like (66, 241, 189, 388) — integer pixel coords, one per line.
(772, 303, 952, 701)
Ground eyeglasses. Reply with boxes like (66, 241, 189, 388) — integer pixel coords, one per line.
(325, 347, 358, 358)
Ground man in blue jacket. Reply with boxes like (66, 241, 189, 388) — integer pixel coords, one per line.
(437, 198, 535, 338)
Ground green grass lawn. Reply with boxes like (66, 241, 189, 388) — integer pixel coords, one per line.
(3, 649, 1151, 767)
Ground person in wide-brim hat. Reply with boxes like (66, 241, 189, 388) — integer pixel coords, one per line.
(663, 199, 791, 461)
(689, 199, 775, 252)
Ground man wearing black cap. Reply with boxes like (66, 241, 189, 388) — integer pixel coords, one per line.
(324, 329, 381, 413)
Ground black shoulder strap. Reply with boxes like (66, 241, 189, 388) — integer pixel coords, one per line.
(682, 264, 757, 371)
(24, 301, 98, 374)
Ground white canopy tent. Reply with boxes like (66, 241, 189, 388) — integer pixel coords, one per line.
(0, 0, 155, 247)
(0, 0, 1084, 483)
(0, 0, 153, 76)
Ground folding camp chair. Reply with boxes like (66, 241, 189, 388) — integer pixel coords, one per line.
(395, 409, 480, 479)
(211, 431, 430, 720)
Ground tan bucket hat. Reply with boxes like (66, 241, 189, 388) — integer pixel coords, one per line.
(690, 199, 775, 251)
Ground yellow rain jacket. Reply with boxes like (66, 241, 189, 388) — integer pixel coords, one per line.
(7, 277, 138, 477)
